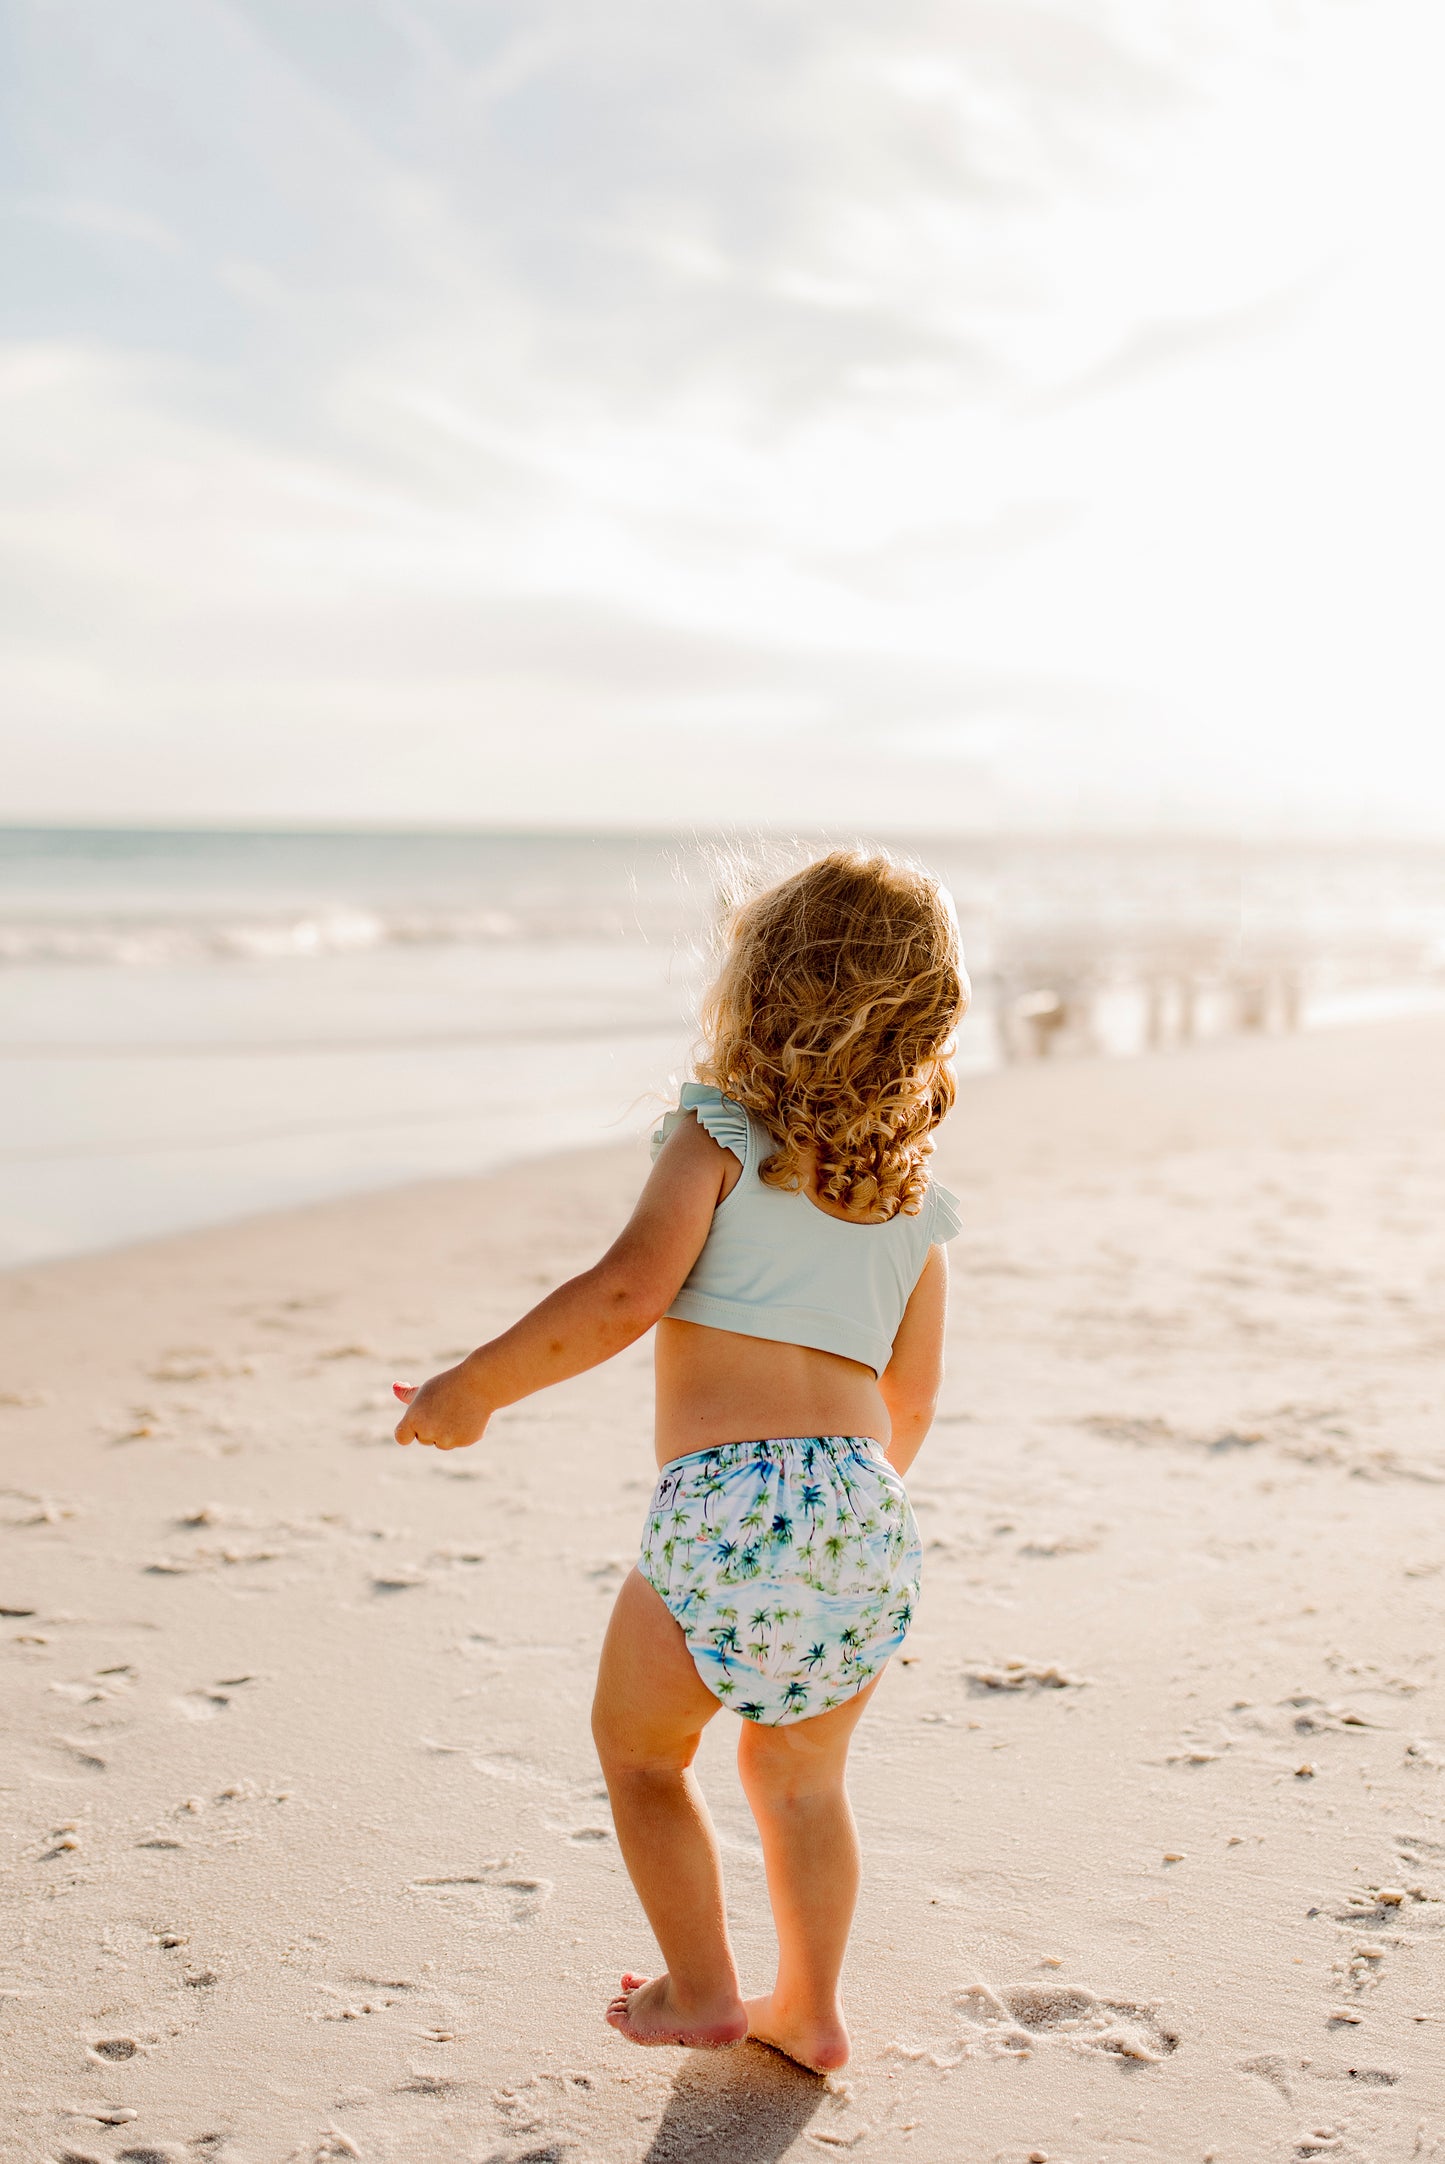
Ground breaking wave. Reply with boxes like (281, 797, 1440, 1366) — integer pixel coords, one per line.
(0, 905, 615, 966)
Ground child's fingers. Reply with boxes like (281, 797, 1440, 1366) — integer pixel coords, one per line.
(390, 1381, 477, 1449)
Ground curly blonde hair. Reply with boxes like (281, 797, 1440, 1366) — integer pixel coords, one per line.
(694, 847, 968, 1219)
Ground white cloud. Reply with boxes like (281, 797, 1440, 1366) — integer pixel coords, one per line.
(1, 0, 1442, 831)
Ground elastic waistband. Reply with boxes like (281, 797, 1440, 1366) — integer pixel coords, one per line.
(656, 1434, 886, 1478)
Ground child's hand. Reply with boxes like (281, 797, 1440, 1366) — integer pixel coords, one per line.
(392, 1364, 492, 1451)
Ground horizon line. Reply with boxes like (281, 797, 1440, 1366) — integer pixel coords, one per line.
(2, 817, 1444, 852)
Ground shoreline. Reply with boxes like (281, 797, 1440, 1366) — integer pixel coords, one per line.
(8, 986, 1445, 1283)
(4, 1012, 1444, 2162)
(7, 819, 1445, 1276)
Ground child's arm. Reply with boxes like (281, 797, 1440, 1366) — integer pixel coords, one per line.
(877, 1244, 948, 1475)
(393, 1114, 729, 1450)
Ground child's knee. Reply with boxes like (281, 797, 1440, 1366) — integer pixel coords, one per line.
(592, 1695, 698, 1782)
(737, 1725, 844, 1807)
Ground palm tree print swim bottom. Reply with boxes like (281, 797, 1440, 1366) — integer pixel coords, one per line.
(638, 1435, 923, 1725)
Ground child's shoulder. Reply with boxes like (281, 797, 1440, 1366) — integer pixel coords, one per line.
(651, 1082, 753, 1166)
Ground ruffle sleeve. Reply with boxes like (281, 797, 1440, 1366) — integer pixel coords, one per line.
(650, 1081, 751, 1164)
(929, 1179, 963, 1243)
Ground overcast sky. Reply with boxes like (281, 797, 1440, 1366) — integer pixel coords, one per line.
(2, 0, 1442, 833)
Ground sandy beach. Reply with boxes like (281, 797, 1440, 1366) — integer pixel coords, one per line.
(3, 1014, 1444, 2164)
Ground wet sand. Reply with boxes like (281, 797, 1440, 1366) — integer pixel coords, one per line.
(3, 1015, 1444, 2163)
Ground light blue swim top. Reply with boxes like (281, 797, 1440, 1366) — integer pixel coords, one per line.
(651, 1082, 962, 1377)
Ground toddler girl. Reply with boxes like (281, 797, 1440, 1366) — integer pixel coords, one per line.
(394, 848, 966, 2072)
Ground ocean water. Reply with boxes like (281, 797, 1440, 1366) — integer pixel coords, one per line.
(2, 827, 1443, 1269)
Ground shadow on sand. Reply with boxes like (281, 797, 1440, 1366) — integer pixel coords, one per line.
(641, 2041, 827, 2161)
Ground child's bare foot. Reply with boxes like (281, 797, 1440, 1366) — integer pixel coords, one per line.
(743, 1991, 850, 2073)
(605, 1971, 748, 2049)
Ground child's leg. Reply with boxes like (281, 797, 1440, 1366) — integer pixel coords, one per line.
(734, 1678, 882, 2073)
(591, 1568, 747, 2047)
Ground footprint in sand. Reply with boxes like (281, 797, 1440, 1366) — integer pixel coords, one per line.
(890, 1982, 1178, 2066)
(147, 1544, 284, 1574)
(1331, 1890, 1418, 1930)
(964, 1981, 1178, 2060)
(315, 1989, 400, 2023)
(492, 2071, 597, 2156)
(173, 1690, 231, 1721)
(1017, 1530, 1101, 1558)
(1, 1486, 81, 1527)
(396, 2067, 463, 2096)
(962, 1660, 1088, 1693)
(309, 2126, 363, 2159)
(410, 1871, 553, 1929)
(52, 1736, 108, 1773)
(1240, 2051, 1299, 2099)
(88, 2035, 146, 2063)
(1327, 1936, 1390, 2006)
(171, 1676, 260, 1721)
